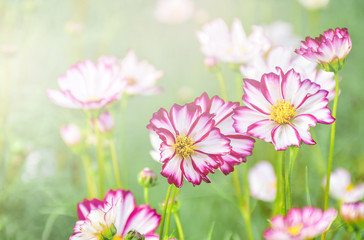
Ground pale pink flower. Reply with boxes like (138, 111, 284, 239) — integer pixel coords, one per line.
(298, 0, 329, 10)
(120, 50, 163, 96)
(193, 93, 255, 174)
(155, 0, 194, 24)
(262, 21, 300, 49)
(240, 47, 336, 100)
(233, 68, 334, 151)
(323, 168, 364, 203)
(248, 161, 276, 202)
(147, 96, 232, 187)
(47, 57, 126, 109)
(60, 124, 82, 146)
(197, 18, 270, 63)
(97, 111, 114, 133)
(296, 28, 352, 72)
(71, 189, 160, 240)
(264, 207, 337, 240)
(340, 202, 364, 223)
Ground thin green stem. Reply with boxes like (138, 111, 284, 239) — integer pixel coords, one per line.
(214, 70, 228, 101)
(82, 154, 97, 198)
(305, 166, 312, 206)
(120, 93, 129, 187)
(287, 147, 299, 210)
(164, 185, 178, 239)
(109, 141, 123, 188)
(173, 211, 184, 240)
(355, 231, 361, 240)
(241, 164, 254, 240)
(274, 151, 284, 215)
(235, 72, 243, 102)
(95, 126, 105, 198)
(144, 187, 149, 205)
(324, 72, 339, 210)
(282, 150, 287, 215)
(159, 184, 173, 240)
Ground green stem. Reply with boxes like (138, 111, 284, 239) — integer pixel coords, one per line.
(287, 147, 299, 210)
(120, 93, 129, 187)
(95, 126, 105, 198)
(274, 151, 284, 215)
(164, 185, 178, 239)
(305, 166, 312, 206)
(109, 141, 123, 189)
(323, 72, 339, 210)
(173, 211, 184, 240)
(214, 70, 228, 101)
(82, 154, 97, 198)
(159, 184, 173, 240)
(282, 150, 287, 215)
(241, 164, 254, 240)
(144, 187, 149, 205)
(235, 72, 243, 102)
(355, 231, 361, 240)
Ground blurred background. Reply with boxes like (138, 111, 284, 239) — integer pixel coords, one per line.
(0, 0, 364, 239)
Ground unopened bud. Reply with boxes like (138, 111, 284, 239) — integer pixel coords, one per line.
(204, 56, 219, 69)
(60, 124, 82, 146)
(138, 168, 158, 188)
(124, 230, 145, 240)
(97, 112, 114, 133)
(161, 197, 181, 213)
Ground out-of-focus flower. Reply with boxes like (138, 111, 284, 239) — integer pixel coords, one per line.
(71, 189, 160, 240)
(21, 149, 56, 182)
(147, 96, 232, 187)
(193, 93, 255, 174)
(60, 124, 82, 146)
(263, 21, 300, 49)
(97, 111, 114, 133)
(197, 18, 270, 63)
(204, 56, 219, 69)
(120, 50, 164, 96)
(47, 57, 126, 109)
(340, 202, 364, 224)
(155, 0, 194, 24)
(65, 21, 84, 35)
(1, 43, 17, 56)
(264, 207, 337, 240)
(233, 68, 334, 151)
(138, 168, 158, 188)
(298, 0, 329, 10)
(240, 47, 336, 100)
(323, 168, 364, 203)
(248, 161, 276, 202)
(296, 28, 352, 72)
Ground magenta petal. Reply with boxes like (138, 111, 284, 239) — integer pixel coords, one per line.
(77, 198, 104, 220)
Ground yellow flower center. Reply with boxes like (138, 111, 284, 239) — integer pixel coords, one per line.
(345, 183, 355, 192)
(174, 135, 196, 159)
(127, 77, 137, 86)
(113, 237, 123, 240)
(270, 100, 296, 124)
(287, 224, 303, 236)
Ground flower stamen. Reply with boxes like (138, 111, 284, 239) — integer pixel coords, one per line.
(287, 224, 303, 236)
(270, 100, 296, 124)
(174, 135, 196, 158)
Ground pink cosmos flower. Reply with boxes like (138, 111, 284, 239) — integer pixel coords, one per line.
(120, 50, 164, 96)
(47, 57, 126, 109)
(193, 93, 255, 174)
(197, 18, 270, 63)
(264, 207, 337, 240)
(233, 67, 335, 151)
(71, 189, 160, 240)
(340, 202, 364, 223)
(248, 161, 276, 202)
(147, 96, 233, 187)
(295, 28, 352, 72)
(323, 168, 364, 203)
(240, 47, 336, 100)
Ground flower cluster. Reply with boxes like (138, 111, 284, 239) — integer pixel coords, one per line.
(148, 93, 254, 187)
(70, 189, 161, 240)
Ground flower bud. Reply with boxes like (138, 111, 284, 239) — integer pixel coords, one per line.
(161, 197, 181, 213)
(124, 230, 145, 240)
(97, 112, 114, 133)
(138, 168, 158, 188)
(204, 56, 219, 69)
(100, 224, 117, 240)
(60, 124, 82, 146)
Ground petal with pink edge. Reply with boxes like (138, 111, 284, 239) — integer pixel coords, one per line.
(247, 119, 277, 143)
(161, 155, 184, 187)
(272, 124, 301, 151)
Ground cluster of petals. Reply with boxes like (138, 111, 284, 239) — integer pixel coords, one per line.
(248, 161, 276, 202)
(155, 0, 195, 24)
(147, 92, 254, 187)
(295, 28, 351, 72)
(340, 202, 364, 223)
(70, 189, 160, 240)
(233, 67, 335, 151)
(47, 57, 126, 109)
(264, 207, 337, 240)
(323, 168, 364, 203)
(197, 18, 270, 63)
(241, 47, 336, 100)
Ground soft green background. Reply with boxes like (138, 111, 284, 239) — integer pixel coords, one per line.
(0, 0, 364, 239)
